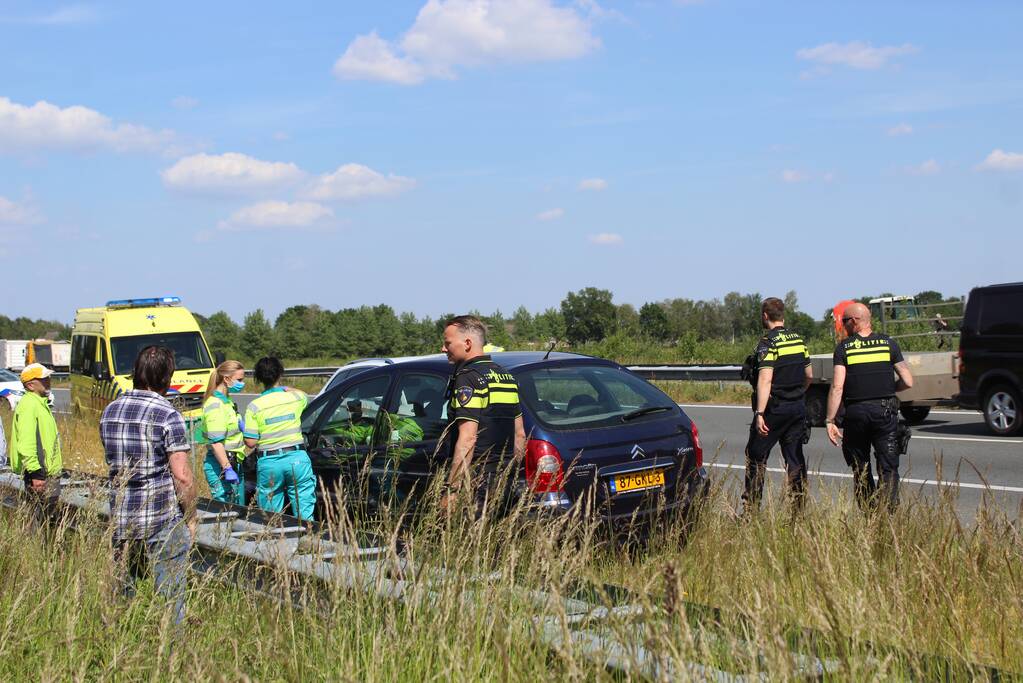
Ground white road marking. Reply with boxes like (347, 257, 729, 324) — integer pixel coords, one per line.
(708, 462, 1023, 494)
(914, 435, 1023, 445)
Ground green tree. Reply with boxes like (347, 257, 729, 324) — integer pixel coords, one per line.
(240, 309, 276, 359)
(560, 287, 616, 344)
(638, 302, 670, 340)
(372, 304, 402, 356)
(202, 311, 240, 355)
(533, 308, 566, 342)
(914, 290, 944, 306)
(274, 305, 317, 358)
(510, 306, 535, 342)
(615, 303, 640, 335)
(483, 310, 512, 348)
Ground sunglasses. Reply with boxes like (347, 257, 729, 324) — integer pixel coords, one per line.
(842, 316, 856, 323)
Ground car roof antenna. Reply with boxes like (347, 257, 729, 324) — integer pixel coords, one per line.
(543, 339, 557, 360)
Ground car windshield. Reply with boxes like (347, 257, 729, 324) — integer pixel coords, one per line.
(517, 364, 677, 429)
(0, 369, 18, 382)
(110, 332, 213, 375)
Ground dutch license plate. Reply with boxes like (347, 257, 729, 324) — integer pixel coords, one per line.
(610, 469, 665, 494)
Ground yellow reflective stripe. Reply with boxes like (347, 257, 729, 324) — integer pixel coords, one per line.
(774, 339, 804, 348)
(459, 396, 488, 409)
(488, 382, 518, 390)
(846, 344, 890, 354)
(846, 352, 891, 365)
(776, 345, 807, 357)
(763, 350, 778, 361)
(488, 393, 520, 405)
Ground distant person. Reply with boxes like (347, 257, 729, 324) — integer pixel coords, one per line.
(243, 357, 316, 521)
(201, 360, 249, 504)
(439, 315, 526, 517)
(740, 299, 812, 515)
(9, 363, 63, 529)
(825, 303, 914, 513)
(933, 313, 950, 349)
(100, 345, 196, 624)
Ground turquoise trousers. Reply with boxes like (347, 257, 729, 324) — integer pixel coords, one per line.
(256, 449, 316, 521)
(203, 451, 245, 505)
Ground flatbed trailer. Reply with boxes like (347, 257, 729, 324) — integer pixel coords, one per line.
(804, 350, 959, 426)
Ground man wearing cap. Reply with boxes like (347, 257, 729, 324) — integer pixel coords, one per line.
(9, 363, 63, 527)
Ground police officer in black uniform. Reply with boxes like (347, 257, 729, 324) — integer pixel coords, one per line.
(741, 297, 813, 514)
(825, 302, 914, 512)
(439, 315, 526, 516)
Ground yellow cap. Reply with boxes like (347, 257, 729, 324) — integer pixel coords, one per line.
(20, 363, 54, 383)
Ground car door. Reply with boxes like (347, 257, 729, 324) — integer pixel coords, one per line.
(371, 371, 452, 514)
(303, 374, 394, 515)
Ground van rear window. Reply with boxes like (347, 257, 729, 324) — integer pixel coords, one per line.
(517, 364, 677, 430)
(110, 332, 213, 375)
(979, 291, 1023, 335)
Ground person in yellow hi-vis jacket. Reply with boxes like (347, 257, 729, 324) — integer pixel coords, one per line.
(201, 360, 250, 504)
(9, 363, 63, 527)
(243, 357, 316, 521)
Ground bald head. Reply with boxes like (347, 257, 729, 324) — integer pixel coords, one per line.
(842, 302, 872, 335)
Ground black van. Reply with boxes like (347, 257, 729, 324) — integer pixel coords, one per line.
(957, 282, 1023, 436)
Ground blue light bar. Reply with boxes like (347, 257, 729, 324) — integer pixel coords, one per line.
(106, 297, 182, 309)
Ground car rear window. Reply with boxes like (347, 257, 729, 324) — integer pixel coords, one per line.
(517, 364, 677, 429)
(979, 291, 1023, 335)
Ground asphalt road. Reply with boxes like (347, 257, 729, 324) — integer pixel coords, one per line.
(52, 389, 1020, 518)
(683, 404, 1023, 519)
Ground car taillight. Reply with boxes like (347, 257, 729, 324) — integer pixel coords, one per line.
(690, 421, 704, 469)
(525, 439, 564, 493)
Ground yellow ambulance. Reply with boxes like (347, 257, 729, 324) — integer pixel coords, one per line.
(70, 297, 215, 420)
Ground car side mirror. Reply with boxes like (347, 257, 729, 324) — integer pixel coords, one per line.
(93, 365, 111, 382)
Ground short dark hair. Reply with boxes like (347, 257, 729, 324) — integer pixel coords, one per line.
(762, 297, 785, 322)
(444, 315, 488, 344)
(133, 346, 175, 393)
(254, 356, 284, 388)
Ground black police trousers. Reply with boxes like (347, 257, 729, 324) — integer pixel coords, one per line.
(743, 398, 807, 511)
(841, 399, 900, 512)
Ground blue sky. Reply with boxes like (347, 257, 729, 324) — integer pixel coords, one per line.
(1, 1, 1020, 324)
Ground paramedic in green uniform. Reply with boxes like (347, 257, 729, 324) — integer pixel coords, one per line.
(243, 356, 317, 521)
(200, 360, 249, 504)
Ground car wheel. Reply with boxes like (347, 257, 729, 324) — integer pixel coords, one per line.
(899, 406, 931, 425)
(983, 385, 1022, 436)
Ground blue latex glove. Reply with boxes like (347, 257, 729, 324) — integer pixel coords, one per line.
(222, 465, 239, 483)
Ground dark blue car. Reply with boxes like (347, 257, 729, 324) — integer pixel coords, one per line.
(299, 352, 710, 524)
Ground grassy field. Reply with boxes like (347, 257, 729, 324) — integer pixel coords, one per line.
(0, 410, 1020, 679)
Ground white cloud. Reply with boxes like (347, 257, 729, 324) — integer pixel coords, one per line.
(334, 0, 600, 85)
(578, 177, 608, 191)
(536, 207, 564, 221)
(171, 96, 199, 110)
(0, 96, 174, 154)
(161, 152, 305, 194)
(976, 149, 1023, 172)
(217, 201, 334, 231)
(887, 123, 913, 137)
(797, 41, 919, 70)
(0, 195, 42, 226)
(781, 169, 808, 183)
(303, 163, 416, 201)
(905, 159, 940, 176)
(1, 4, 99, 25)
(588, 232, 622, 245)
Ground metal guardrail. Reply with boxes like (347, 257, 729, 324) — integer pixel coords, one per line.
(47, 365, 746, 384)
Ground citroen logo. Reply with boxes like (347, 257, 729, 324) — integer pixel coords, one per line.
(631, 444, 646, 460)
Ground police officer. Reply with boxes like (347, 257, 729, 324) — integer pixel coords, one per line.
(439, 315, 526, 517)
(742, 298, 812, 514)
(243, 357, 317, 521)
(825, 302, 914, 512)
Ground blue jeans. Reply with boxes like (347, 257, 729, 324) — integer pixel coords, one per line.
(256, 450, 316, 521)
(113, 521, 192, 624)
(203, 451, 245, 504)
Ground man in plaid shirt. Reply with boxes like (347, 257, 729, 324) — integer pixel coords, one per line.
(100, 345, 196, 624)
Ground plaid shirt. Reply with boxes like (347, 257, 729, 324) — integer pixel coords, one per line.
(100, 390, 190, 541)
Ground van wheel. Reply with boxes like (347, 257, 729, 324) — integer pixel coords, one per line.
(899, 406, 931, 425)
(983, 385, 1022, 436)
(805, 386, 827, 427)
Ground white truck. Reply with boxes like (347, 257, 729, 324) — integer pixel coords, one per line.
(0, 340, 29, 372)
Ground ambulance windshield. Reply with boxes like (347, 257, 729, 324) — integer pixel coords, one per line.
(110, 332, 213, 375)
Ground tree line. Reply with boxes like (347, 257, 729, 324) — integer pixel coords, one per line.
(0, 287, 962, 364)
